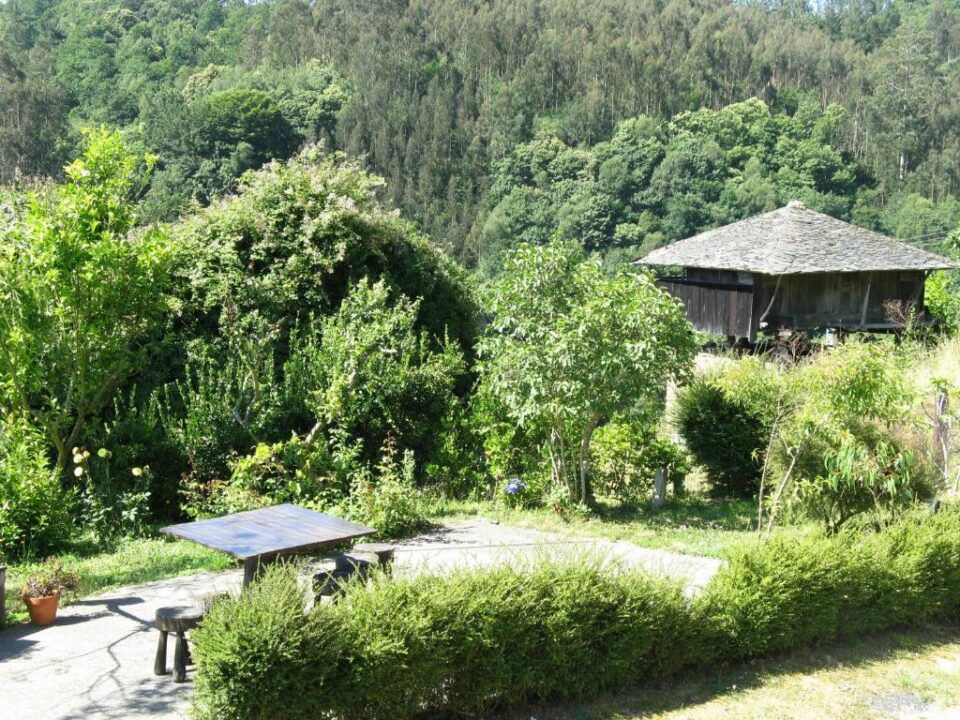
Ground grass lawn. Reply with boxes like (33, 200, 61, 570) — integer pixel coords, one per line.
(504, 623, 960, 719)
(426, 491, 774, 559)
(2, 532, 234, 626)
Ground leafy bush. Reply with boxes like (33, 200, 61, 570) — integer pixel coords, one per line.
(168, 148, 478, 361)
(675, 358, 783, 496)
(289, 278, 466, 472)
(591, 420, 690, 503)
(478, 240, 696, 505)
(193, 559, 692, 720)
(73, 447, 153, 541)
(158, 340, 285, 495)
(0, 130, 172, 472)
(192, 506, 960, 720)
(699, 506, 960, 659)
(0, 416, 74, 558)
(338, 438, 426, 537)
(92, 389, 186, 520)
(769, 342, 936, 530)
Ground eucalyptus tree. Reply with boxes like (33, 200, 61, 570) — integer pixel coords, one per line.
(478, 240, 696, 505)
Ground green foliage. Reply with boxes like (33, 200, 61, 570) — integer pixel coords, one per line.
(591, 420, 690, 503)
(338, 438, 427, 538)
(0, 129, 171, 471)
(479, 240, 697, 504)
(72, 446, 153, 542)
(290, 278, 466, 470)
(141, 67, 347, 218)
(675, 358, 784, 497)
(770, 342, 937, 530)
(0, 415, 74, 559)
(191, 434, 354, 520)
(790, 431, 933, 534)
(926, 269, 960, 334)
(699, 507, 960, 659)
(192, 507, 960, 720)
(6, 0, 960, 265)
(169, 148, 478, 359)
(481, 98, 863, 272)
(925, 234, 960, 335)
(193, 558, 692, 720)
(157, 338, 285, 495)
(191, 563, 327, 720)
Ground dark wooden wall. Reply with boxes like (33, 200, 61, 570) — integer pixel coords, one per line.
(658, 269, 755, 339)
(753, 271, 925, 332)
(658, 269, 927, 339)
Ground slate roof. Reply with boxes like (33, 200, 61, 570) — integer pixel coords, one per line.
(639, 201, 956, 275)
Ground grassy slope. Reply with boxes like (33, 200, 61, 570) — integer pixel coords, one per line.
(503, 623, 960, 719)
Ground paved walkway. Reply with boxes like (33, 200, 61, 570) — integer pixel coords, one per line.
(0, 519, 720, 720)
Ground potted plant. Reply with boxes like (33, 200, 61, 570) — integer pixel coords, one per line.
(20, 559, 79, 627)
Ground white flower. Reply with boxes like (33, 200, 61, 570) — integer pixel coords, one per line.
(73, 466, 84, 477)
(131, 467, 143, 477)
(73, 453, 84, 464)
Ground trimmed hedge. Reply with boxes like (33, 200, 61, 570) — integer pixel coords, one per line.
(674, 372, 776, 497)
(192, 507, 960, 720)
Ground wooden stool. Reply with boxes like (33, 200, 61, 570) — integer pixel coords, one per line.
(352, 543, 396, 572)
(155, 606, 204, 682)
(314, 568, 356, 598)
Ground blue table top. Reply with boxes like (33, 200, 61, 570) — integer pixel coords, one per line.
(160, 504, 377, 560)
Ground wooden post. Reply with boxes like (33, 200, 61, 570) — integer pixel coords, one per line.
(934, 389, 951, 483)
(859, 273, 872, 328)
(652, 468, 667, 510)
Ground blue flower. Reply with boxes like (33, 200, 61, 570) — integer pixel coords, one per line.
(504, 477, 526, 495)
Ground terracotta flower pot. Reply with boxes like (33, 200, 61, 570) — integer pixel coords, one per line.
(24, 591, 60, 627)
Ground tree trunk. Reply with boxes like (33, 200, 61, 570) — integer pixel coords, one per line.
(578, 415, 601, 506)
(549, 425, 566, 490)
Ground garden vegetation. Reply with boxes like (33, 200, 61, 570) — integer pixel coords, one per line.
(190, 505, 960, 720)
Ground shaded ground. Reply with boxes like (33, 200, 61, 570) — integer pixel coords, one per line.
(0, 519, 718, 720)
(0, 570, 241, 720)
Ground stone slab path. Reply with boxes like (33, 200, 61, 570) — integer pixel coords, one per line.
(0, 519, 721, 720)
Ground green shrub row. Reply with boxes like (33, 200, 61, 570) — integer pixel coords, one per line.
(192, 506, 960, 720)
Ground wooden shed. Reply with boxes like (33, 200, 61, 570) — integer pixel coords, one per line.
(638, 201, 956, 341)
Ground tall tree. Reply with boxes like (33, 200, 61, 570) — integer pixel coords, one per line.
(479, 241, 696, 504)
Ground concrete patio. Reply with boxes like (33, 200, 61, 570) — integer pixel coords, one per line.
(0, 519, 721, 720)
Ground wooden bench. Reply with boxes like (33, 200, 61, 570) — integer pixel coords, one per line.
(352, 543, 396, 573)
(154, 606, 205, 682)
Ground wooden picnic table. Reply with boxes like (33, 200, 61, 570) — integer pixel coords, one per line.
(160, 504, 377, 586)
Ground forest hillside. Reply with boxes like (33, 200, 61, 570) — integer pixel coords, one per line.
(3, 0, 960, 269)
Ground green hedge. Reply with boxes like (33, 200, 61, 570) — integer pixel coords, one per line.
(192, 507, 960, 720)
(674, 372, 775, 497)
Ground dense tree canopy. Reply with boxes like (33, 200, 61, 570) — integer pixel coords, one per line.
(3, 0, 960, 265)
(478, 99, 867, 274)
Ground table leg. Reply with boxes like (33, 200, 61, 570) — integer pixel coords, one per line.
(243, 557, 260, 587)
